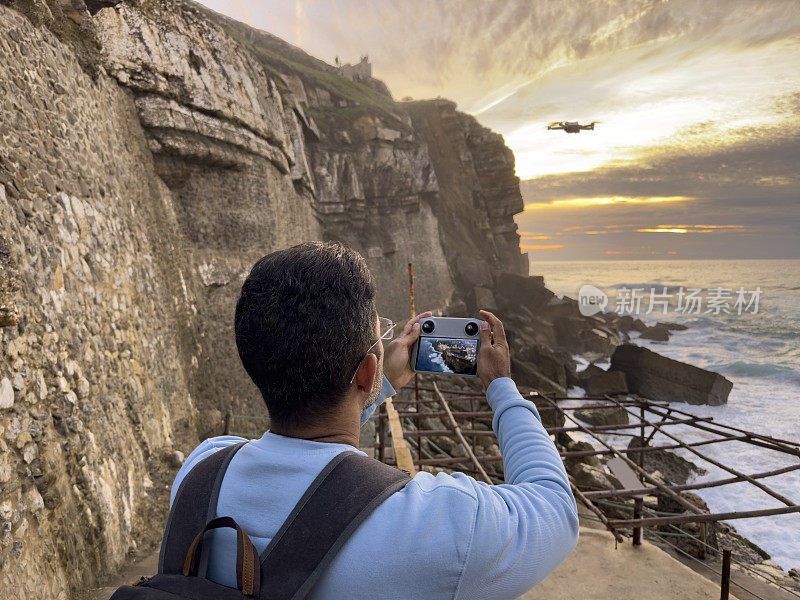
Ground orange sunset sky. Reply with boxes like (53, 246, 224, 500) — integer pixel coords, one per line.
(199, 0, 800, 260)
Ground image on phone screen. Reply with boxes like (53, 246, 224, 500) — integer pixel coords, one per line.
(416, 337, 478, 375)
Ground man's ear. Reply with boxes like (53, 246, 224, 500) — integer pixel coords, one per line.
(354, 352, 378, 393)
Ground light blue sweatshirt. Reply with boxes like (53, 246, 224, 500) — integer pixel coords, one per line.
(170, 377, 579, 599)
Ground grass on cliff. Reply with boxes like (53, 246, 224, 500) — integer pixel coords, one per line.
(221, 25, 407, 131)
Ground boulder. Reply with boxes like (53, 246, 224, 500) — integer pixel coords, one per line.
(515, 343, 570, 390)
(565, 365, 580, 389)
(611, 344, 733, 405)
(529, 275, 545, 286)
(657, 321, 688, 331)
(577, 363, 606, 383)
(563, 439, 602, 470)
(615, 314, 635, 333)
(658, 490, 708, 513)
(584, 370, 628, 396)
(639, 324, 670, 341)
(531, 399, 566, 430)
(473, 286, 497, 312)
(165, 450, 185, 468)
(539, 308, 624, 358)
(627, 436, 706, 485)
(494, 272, 554, 313)
(514, 387, 565, 429)
(657, 492, 718, 558)
(716, 523, 771, 565)
(574, 402, 629, 426)
(511, 357, 566, 396)
(569, 463, 621, 491)
(544, 296, 579, 319)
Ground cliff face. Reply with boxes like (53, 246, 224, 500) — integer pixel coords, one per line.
(0, 5, 200, 594)
(0, 0, 526, 594)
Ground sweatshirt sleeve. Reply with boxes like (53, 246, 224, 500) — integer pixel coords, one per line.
(455, 377, 579, 599)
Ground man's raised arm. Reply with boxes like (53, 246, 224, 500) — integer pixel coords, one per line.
(456, 311, 579, 599)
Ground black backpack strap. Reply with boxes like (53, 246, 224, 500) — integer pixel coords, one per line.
(258, 451, 411, 599)
(159, 441, 248, 574)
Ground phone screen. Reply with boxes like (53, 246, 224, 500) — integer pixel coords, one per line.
(415, 337, 478, 376)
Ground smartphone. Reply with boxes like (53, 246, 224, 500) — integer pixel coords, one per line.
(410, 317, 482, 377)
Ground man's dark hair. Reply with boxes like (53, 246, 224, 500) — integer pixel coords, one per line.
(235, 241, 377, 428)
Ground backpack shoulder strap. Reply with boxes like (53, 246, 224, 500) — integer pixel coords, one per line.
(158, 441, 248, 574)
(259, 451, 411, 600)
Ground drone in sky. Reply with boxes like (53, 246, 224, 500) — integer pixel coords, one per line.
(546, 121, 598, 133)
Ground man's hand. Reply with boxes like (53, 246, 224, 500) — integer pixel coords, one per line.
(477, 310, 511, 389)
(383, 311, 432, 390)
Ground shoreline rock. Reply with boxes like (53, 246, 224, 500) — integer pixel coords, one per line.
(611, 344, 733, 405)
(574, 403, 629, 427)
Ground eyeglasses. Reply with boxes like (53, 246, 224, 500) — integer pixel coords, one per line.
(348, 317, 395, 385)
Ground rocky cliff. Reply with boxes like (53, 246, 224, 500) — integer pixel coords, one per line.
(0, 0, 531, 595)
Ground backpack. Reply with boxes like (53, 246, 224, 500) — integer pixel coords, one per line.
(110, 442, 411, 599)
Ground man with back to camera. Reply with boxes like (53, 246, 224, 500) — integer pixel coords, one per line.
(169, 241, 579, 599)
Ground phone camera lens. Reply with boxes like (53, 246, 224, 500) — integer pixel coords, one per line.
(421, 320, 435, 334)
(465, 322, 479, 336)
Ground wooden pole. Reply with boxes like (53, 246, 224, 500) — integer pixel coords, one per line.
(604, 395, 797, 507)
(638, 406, 646, 483)
(377, 404, 387, 463)
(639, 399, 800, 458)
(720, 549, 731, 600)
(385, 397, 417, 475)
(224, 409, 233, 435)
(583, 463, 800, 500)
(408, 262, 422, 468)
(432, 382, 492, 484)
(633, 497, 643, 546)
(561, 434, 753, 460)
(699, 522, 707, 560)
(572, 484, 624, 543)
(538, 395, 706, 517)
(609, 504, 800, 528)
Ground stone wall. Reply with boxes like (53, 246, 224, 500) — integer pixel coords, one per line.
(0, 6, 201, 595)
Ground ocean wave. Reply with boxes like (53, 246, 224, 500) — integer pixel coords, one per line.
(718, 360, 800, 380)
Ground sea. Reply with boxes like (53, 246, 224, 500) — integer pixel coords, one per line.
(533, 259, 800, 570)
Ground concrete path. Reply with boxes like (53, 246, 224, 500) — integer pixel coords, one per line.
(520, 525, 738, 600)
(84, 523, 749, 600)
(84, 530, 735, 600)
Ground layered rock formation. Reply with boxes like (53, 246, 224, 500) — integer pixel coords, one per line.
(0, 0, 531, 594)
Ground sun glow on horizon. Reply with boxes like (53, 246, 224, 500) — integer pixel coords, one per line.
(520, 244, 565, 250)
(524, 195, 692, 210)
